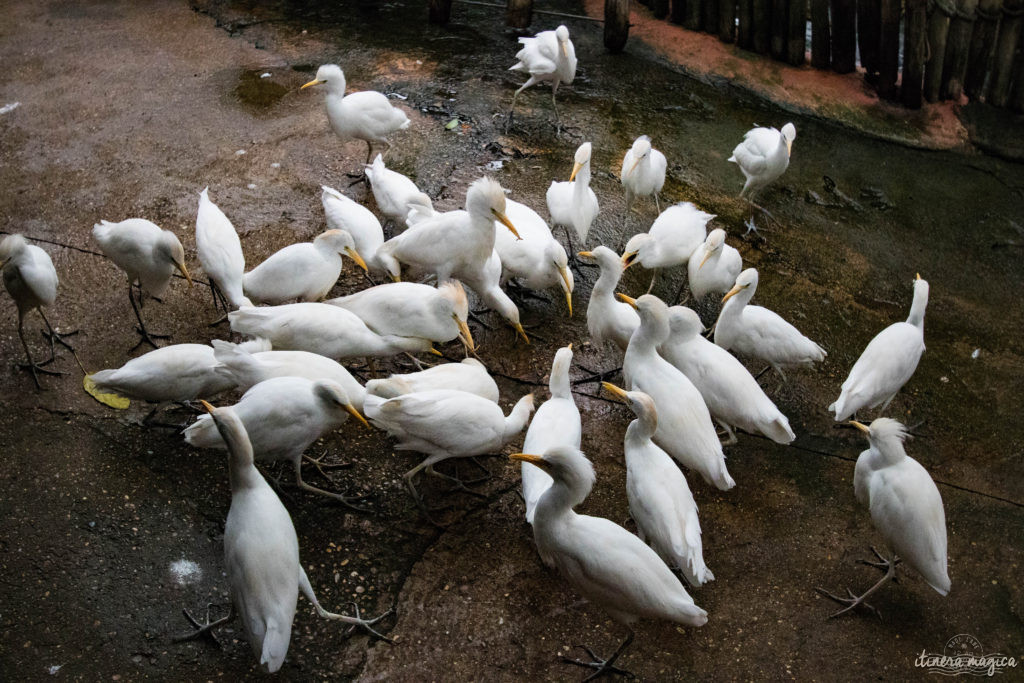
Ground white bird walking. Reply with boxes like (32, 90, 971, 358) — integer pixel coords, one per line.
(243, 230, 367, 305)
(715, 268, 826, 379)
(729, 122, 796, 233)
(818, 418, 949, 617)
(92, 218, 193, 348)
(301, 65, 410, 164)
(521, 345, 581, 524)
(661, 306, 794, 445)
(602, 383, 714, 586)
(184, 377, 369, 507)
(621, 135, 667, 213)
(622, 202, 714, 293)
(508, 25, 577, 130)
(365, 155, 426, 228)
(365, 358, 499, 402)
(579, 246, 639, 351)
(327, 280, 474, 352)
(229, 302, 437, 360)
(830, 275, 928, 421)
(321, 185, 386, 278)
(174, 402, 389, 670)
(688, 228, 742, 303)
(195, 188, 251, 315)
(622, 294, 735, 490)
(547, 142, 599, 246)
(494, 198, 574, 316)
(510, 446, 707, 679)
(1, 234, 78, 387)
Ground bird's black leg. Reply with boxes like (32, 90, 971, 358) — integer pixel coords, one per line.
(173, 603, 235, 647)
(292, 458, 370, 512)
(559, 627, 637, 681)
(426, 463, 489, 498)
(128, 282, 169, 350)
(38, 309, 84, 372)
(815, 550, 900, 619)
(16, 314, 62, 389)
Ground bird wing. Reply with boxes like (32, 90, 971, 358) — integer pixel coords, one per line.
(741, 305, 824, 362)
(514, 32, 558, 75)
(382, 211, 473, 276)
(14, 246, 59, 306)
(372, 391, 502, 455)
(833, 322, 924, 419)
(343, 91, 409, 139)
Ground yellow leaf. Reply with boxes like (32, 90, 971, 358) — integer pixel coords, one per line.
(83, 374, 130, 410)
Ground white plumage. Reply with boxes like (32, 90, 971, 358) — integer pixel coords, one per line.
(715, 268, 826, 378)
(622, 202, 713, 273)
(521, 346, 581, 524)
(243, 229, 366, 304)
(579, 246, 639, 351)
(688, 228, 742, 302)
(494, 198, 574, 316)
(463, 248, 529, 343)
(729, 122, 796, 199)
(321, 185, 386, 277)
(508, 25, 577, 123)
(621, 135, 667, 213)
(547, 142, 599, 244)
(365, 358, 499, 403)
(365, 155, 425, 227)
(661, 306, 793, 445)
(830, 275, 928, 421)
(195, 187, 251, 310)
(622, 294, 735, 490)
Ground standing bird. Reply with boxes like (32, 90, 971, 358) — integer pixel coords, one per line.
(622, 294, 734, 490)
(660, 306, 793, 445)
(184, 377, 369, 508)
(365, 155, 426, 229)
(621, 135, 667, 214)
(818, 419, 950, 617)
(602, 383, 714, 586)
(622, 202, 713, 294)
(511, 447, 707, 678)
(174, 402, 389, 671)
(715, 268, 826, 380)
(579, 246, 639, 352)
(521, 345, 581, 524)
(92, 218, 192, 349)
(830, 275, 929, 421)
(688, 228, 742, 306)
(301, 64, 410, 165)
(243, 230, 367, 305)
(728, 122, 796, 233)
(1, 234, 78, 387)
(366, 358, 499, 402)
(195, 188, 251, 316)
(508, 25, 577, 130)
(547, 142, 599, 248)
(321, 186, 387, 279)
(494, 198, 574, 317)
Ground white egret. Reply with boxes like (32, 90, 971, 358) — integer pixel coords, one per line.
(661, 306, 794, 445)
(364, 389, 534, 509)
(728, 122, 796, 233)
(174, 402, 389, 670)
(494, 198, 574, 316)
(510, 447, 707, 678)
(622, 202, 713, 293)
(688, 228, 742, 304)
(621, 294, 734, 490)
(366, 358, 499, 402)
(92, 218, 192, 348)
(621, 135, 667, 213)
(1, 234, 78, 387)
(830, 275, 928, 421)
(243, 229, 367, 305)
(195, 188, 251, 315)
(229, 302, 438, 360)
(547, 142, 598, 247)
(327, 280, 473, 352)
(715, 268, 826, 379)
(404, 192, 436, 227)
(508, 25, 577, 129)
(521, 345, 581, 524)
(365, 155, 425, 228)
(818, 419, 949, 617)
(301, 65, 410, 164)
(185, 376, 369, 507)
(602, 383, 714, 586)
(211, 340, 366, 412)
(578, 246, 639, 351)
(321, 185, 386, 278)
(463, 249, 530, 344)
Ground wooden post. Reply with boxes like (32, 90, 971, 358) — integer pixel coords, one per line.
(505, 0, 533, 28)
(753, 0, 771, 52)
(989, 0, 1024, 107)
(428, 0, 452, 24)
(924, 0, 953, 101)
(964, 0, 1002, 99)
(738, 0, 754, 46)
(876, 0, 901, 98)
(941, 0, 980, 99)
(811, 0, 831, 67)
(654, 0, 671, 18)
(901, 0, 929, 107)
(672, 0, 687, 23)
(720, 0, 737, 41)
(686, 0, 703, 29)
(704, 0, 721, 33)
(787, 0, 807, 64)
(858, 0, 881, 80)
(772, 0, 790, 59)
(605, 0, 631, 53)
(831, 0, 857, 71)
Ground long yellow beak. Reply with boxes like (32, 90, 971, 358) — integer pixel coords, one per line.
(620, 251, 638, 270)
(177, 261, 194, 287)
(346, 404, 370, 428)
(849, 420, 870, 434)
(567, 342, 573, 351)
(627, 156, 642, 177)
(721, 284, 744, 304)
(300, 78, 325, 90)
(428, 346, 443, 356)
(558, 265, 573, 317)
(344, 247, 369, 273)
(561, 42, 568, 58)
(491, 208, 521, 240)
(200, 399, 216, 413)
(698, 248, 713, 269)
(916, 272, 922, 280)
(577, 251, 593, 260)
(454, 314, 475, 353)
(601, 381, 629, 402)
(514, 322, 530, 344)
(510, 452, 549, 469)
(569, 161, 583, 182)
(616, 292, 638, 309)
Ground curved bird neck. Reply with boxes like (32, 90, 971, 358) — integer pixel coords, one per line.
(572, 163, 591, 195)
(549, 360, 571, 400)
(502, 399, 533, 442)
(593, 263, 622, 297)
(626, 413, 656, 444)
(906, 286, 928, 329)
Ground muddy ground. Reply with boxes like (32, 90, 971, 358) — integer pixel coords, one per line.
(1, 0, 1022, 680)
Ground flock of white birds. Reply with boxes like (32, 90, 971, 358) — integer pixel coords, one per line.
(0, 24, 950, 679)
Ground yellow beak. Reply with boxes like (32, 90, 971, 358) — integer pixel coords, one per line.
(567, 342, 573, 351)
(698, 249, 713, 269)
(627, 156, 642, 177)
(601, 381, 629, 402)
(620, 251, 638, 270)
(300, 78, 325, 90)
(577, 251, 593, 260)
(177, 261, 194, 287)
(721, 283, 745, 304)
(569, 161, 583, 182)
(561, 42, 568, 58)
(200, 399, 216, 413)
(786, 140, 793, 155)
(510, 452, 549, 469)
(345, 247, 369, 272)
(850, 420, 870, 434)
(616, 292, 638, 309)
(491, 208, 521, 240)
(454, 314, 475, 353)
(916, 272, 922, 280)
(428, 346, 443, 356)
(558, 265, 573, 317)
(346, 404, 370, 428)
(513, 322, 530, 344)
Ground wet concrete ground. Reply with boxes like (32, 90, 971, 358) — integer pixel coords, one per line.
(1, 0, 1022, 680)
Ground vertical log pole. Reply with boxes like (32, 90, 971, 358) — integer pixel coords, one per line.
(720, 0, 737, 41)
(858, 0, 882, 80)
(902, 0, 929, 107)
(704, 0, 721, 33)
(924, 0, 953, 101)
(753, 0, 772, 51)
(672, 0, 688, 23)
(738, 0, 755, 46)
(989, 0, 1024, 106)
(505, 0, 533, 28)
(605, 0, 631, 53)
(686, 0, 704, 29)
(787, 0, 807, 64)
(772, 0, 790, 59)
(964, 0, 1002, 99)
(811, 0, 831, 67)
(877, 0, 901, 97)
(831, 0, 857, 71)
(654, 0, 671, 18)
(428, 0, 452, 24)
(942, 0, 980, 98)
